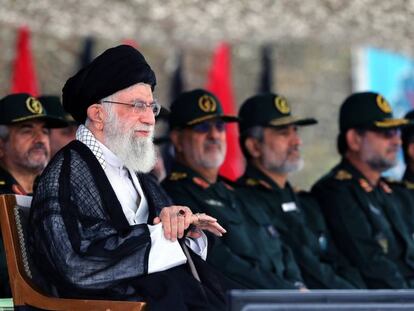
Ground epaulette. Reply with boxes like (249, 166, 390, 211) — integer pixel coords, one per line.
(359, 178, 373, 192)
(0, 180, 5, 186)
(245, 178, 259, 186)
(404, 180, 414, 190)
(169, 172, 187, 181)
(334, 170, 352, 181)
(192, 177, 210, 189)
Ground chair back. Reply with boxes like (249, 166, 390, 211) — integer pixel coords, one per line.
(0, 194, 145, 311)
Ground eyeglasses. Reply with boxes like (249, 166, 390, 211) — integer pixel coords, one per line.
(102, 100, 161, 116)
(190, 120, 226, 133)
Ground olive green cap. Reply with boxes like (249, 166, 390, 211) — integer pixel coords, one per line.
(238, 93, 317, 132)
(168, 89, 238, 129)
(339, 92, 409, 132)
(0, 93, 68, 128)
(38, 95, 77, 125)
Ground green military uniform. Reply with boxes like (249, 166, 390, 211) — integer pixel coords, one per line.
(312, 92, 414, 289)
(0, 93, 67, 298)
(162, 163, 304, 289)
(163, 89, 304, 289)
(237, 164, 366, 289)
(313, 159, 414, 288)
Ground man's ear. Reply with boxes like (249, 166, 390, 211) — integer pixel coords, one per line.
(86, 104, 105, 130)
(346, 129, 362, 152)
(245, 137, 261, 159)
(170, 130, 183, 153)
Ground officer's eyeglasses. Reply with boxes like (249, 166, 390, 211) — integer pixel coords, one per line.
(101, 100, 161, 116)
(190, 120, 226, 133)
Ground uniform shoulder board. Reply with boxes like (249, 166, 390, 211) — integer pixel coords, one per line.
(334, 170, 352, 181)
(0, 180, 5, 186)
(245, 178, 259, 186)
(404, 180, 414, 190)
(169, 172, 187, 181)
(192, 177, 210, 189)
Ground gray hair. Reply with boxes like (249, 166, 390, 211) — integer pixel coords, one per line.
(239, 126, 264, 159)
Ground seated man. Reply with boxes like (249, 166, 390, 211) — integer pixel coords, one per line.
(236, 93, 365, 289)
(28, 45, 227, 311)
(312, 92, 414, 288)
(0, 93, 67, 297)
(162, 89, 305, 290)
(39, 95, 79, 157)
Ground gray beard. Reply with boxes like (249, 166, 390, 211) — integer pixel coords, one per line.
(104, 118, 156, 173)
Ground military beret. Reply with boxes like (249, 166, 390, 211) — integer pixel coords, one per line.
(62, 45, 156, 123)
(238, 93, 317, 133)
(339, 92, 409, 132)
(38, 95, 77, 125)
(169, 89, 238, 129)
(0, 93, 68, 128)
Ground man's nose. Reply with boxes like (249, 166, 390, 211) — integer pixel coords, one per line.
(140, 108, 156, 125)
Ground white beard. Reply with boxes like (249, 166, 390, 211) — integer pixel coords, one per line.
(103, 115, 156, 173)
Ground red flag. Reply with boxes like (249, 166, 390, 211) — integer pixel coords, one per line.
(10, 26, 39, 96)
(206, 42, 243, 180)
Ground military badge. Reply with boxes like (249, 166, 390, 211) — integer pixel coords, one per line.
(359, 178, 373, 192)
(198, 95, 217, 113)
(334, 170, 352, 180)
(26, 97, 43, 115)
(169, 172, 187, 181)
(274, 96, 290, 114)
(376, 95, 392, 113)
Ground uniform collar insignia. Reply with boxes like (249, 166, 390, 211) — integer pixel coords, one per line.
(258, 180, 273, 190)
(335, 169, 352, 180)
(359, 178, 373, 192)
(169, 171, 187, 181)
(192, 177, 210, 189)
(223, 182, 234, 191)
(379, 181, 393, 194)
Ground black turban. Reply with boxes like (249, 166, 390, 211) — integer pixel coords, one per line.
(62, 45, 156, 123)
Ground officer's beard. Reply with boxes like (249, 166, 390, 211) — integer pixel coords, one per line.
(262, 145, 304, 174)
(363, 153, 396, 172)
(24, 143, 49, 172)
(103, 113, 156, 173)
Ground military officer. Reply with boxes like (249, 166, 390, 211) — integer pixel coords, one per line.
(39, 95, 78, 157)
(312, 91, 414, 289)
(0, 93, 67, 298)
(236, 93, 365, 289)
(162, 89, 305, 290)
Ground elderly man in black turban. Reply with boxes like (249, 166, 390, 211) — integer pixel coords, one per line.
(28, 45, 229, 311)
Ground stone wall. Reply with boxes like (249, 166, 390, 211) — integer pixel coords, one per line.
(0, 25, 354, 189)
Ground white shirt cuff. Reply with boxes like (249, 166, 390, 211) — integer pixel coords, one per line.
(147, 223, 187, 274)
